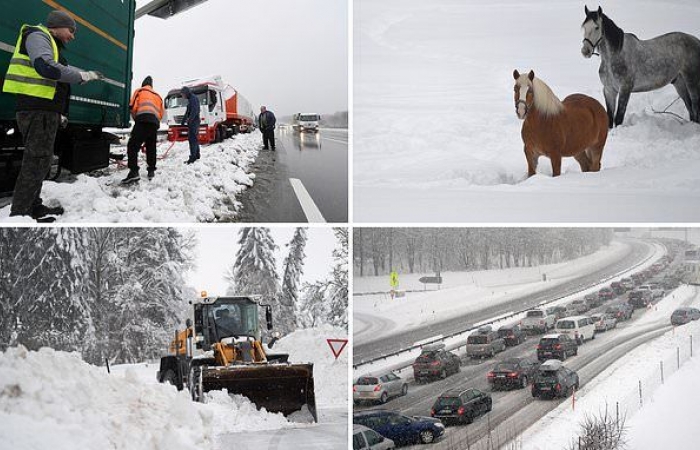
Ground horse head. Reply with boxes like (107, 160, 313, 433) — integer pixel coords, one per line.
(581, 6, 604, 58)
(513, 69, 535, 119)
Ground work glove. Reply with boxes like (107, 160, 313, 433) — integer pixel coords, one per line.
(60, 115, 68, 129)
(79, 70, 104, 84)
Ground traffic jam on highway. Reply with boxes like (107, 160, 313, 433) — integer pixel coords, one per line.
(352, 240, 700, 449)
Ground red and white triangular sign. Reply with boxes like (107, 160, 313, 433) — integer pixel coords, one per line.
(326, 338, 348, 360)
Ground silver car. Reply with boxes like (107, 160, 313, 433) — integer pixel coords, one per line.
(591, 313, 617, 332)
(354, 371, 408, 405)
(353, 424, 395, 450)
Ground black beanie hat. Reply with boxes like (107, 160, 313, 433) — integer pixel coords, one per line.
(142, 76, 153, 87)
(46, 10, 77, 30)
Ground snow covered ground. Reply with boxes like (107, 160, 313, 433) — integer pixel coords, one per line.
(354, 239, 661, 346)
(354, 0, 700, 222)
(518, 285, 700, 449)
(0, 325, 347, 450)
(0, 134, 260, 223)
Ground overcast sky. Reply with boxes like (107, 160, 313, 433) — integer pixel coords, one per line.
(133, 0, 347, 118)
(185, 227, 340, 296)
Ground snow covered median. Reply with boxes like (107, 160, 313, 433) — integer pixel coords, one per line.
(0, 134, 260, 223)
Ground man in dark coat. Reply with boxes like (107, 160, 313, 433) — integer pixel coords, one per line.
(180, 86, 200, 164)
(258, 106, 276, 150)
(3, 10, 102, 221)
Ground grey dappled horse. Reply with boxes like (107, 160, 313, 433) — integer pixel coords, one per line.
(581, 6, 700, 127)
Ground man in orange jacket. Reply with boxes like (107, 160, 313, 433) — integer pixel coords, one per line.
(122, 75, 164, 184)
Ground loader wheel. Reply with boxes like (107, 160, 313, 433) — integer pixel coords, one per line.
(161, 369, 177, 387)
(189, 365, 203, 402)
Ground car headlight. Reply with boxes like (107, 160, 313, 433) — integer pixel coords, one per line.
(435, 423, 445, 429)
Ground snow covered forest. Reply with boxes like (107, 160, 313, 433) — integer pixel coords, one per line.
(0, 227, 348, 366)
(353, 228, 614, 276)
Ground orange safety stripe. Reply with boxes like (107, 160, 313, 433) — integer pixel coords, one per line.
(130, 87, 164, 120)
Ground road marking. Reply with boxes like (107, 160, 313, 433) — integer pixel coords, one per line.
(289, 178, 326, 223)
(321, 136, 348, 145)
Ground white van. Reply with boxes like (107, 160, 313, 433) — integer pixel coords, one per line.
(555, 316, 596, 344)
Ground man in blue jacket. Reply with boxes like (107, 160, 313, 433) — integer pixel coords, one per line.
(180, 86, 200, 164)
(3, 10, 102, 221)
(259, 106, 276, 150)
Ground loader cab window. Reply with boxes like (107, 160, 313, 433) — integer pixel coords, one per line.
(213, 305, 243, 338)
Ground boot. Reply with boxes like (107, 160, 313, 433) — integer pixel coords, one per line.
(120, 168, 140, 185)
(31, 204, 64, 219)
(147, 168, 155, 180)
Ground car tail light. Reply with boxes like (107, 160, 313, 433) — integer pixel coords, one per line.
(536, 344, 542, 350)
(554, 344, 562, 350)
(430, 361, 440, 366)
(555, 383, 561, 391)
(457, 406, 465, 415)
(507, 372, 518, 378)
(487, 372, 496, 379)
(353, 385, 356, 392)
(374, 384, 382, 392)
(430, 408, 435, 416)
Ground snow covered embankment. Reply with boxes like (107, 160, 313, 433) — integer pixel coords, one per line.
(0, 325, 347, 450)
(0, 134, 260, 223)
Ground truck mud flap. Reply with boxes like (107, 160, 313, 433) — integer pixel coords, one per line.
(201, 363, 317, 422)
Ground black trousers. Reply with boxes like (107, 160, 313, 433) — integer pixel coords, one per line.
(262, 128, 275, 149)
(11, 111, 59, 216)
(127, 121, 159, 171)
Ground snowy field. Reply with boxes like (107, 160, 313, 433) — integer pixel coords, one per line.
(354, 239, 661, 346)
(354, 0, 700, 222)
(518, 285, 700, 449)
(0, 133, 260, 223)
(0, 325, 347, 450)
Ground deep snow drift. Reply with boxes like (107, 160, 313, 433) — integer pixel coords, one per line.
(354, 0, 700, 222)
(0, 325, 347, 450)
(0, 133, 260, 223)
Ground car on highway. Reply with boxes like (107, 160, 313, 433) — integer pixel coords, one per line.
(555, 316, 596, 344)
(487, 357, 539, 390)
(430, 388, 492, 425)
(628, 290, 653, 308)
(466, 327, 507, 358)
(353, 424, 395, 450)
(570, 299, 590, 314)
(412, 344, 461, 383)
(620, 277, 635, 290)
(532, 359, 580, 399)
(353, 410, 446, 446)
(610, 281, 625, 295)
(584, 293, 601, 308)
(605, 304, 634, 321)
(522, 308, 556, 333)
(670, 307, 700, 325)
(536, 333, 578, 361)
(598, 287, 615, 302)
(497, 323, 526, 346)
(354, 371, 408, 405)
(591, 313, 617, 332)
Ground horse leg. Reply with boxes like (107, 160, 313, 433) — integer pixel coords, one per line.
(575, 152, 591, 172)
(682, 74, 700, 123)
(603, 86, 618, 129)
(614, 86, 632, 127)
(586, 146, 603, 172)
(672, 77, 693, 121)
(524, 145, 538, 177)
(550, 153, 562, 177)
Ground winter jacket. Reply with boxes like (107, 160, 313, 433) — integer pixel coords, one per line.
(181, 90, 200, 126)
(259, 110, 276, 131)
(129, 86, 164, 125)
(9, 25, 82, 114)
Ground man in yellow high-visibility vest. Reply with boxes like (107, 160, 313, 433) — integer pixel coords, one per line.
(3, 10, 103, 222)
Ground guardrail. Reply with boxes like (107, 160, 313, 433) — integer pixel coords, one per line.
(353, 244, 662, 372)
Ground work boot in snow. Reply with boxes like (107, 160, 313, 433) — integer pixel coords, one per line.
(120, 169, 140, 185)
(31, 204, 64, 219)
(147, 169, 155, 180)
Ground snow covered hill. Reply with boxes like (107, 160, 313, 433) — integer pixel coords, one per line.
(354, 0, 700, 221)
(0, 325, 347, 450)
(0, 134, 260, 223)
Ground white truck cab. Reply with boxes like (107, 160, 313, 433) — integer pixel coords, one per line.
(293, 112, 321, 133)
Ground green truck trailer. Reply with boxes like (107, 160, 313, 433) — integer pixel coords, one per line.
(0, 0, 208, 193)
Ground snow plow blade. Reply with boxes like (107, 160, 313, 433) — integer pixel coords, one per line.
(202, 363, 317, 421)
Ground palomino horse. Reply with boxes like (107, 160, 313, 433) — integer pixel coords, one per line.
(582, 6, 700, 127)
(513, 70, 608, 177)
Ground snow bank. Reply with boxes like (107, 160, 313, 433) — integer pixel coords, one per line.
(519, 285, 700, 449)
(0, 325, 348, 449)
(0, 134, 260, 223)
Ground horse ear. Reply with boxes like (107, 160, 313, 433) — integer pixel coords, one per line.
(585, 5, 589, 15)
(528, 70, 535, 81)
(513, 69, 520, 80)
(597, 6, 602, 15)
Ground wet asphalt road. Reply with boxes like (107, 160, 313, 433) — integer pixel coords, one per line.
(236, 128, 348, 223)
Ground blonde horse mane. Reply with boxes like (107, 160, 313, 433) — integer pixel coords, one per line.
(532, 76, 563, 116)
